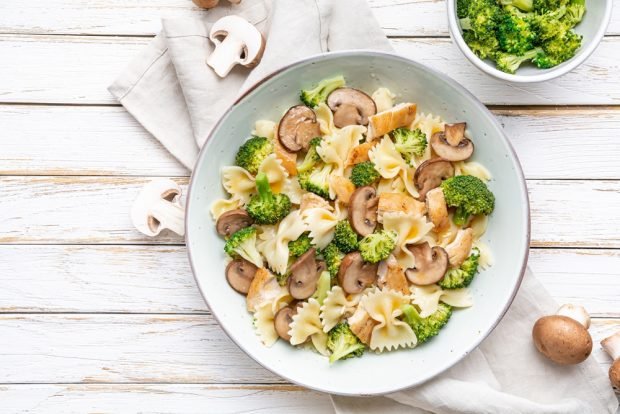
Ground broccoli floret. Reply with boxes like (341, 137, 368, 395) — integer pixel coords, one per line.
(441, 175, 495, 226)
(333, 220, 359, 254)
(224, 227, 263, 267)
(534, 0, 568, 13)
(327, 322, 365, 363)
(562, 0, 585, 28)
(288, 232, 314, 258)
(494, 47, 541, 73)
(497, 11, 537, 55)
(401, 303, 452, 343)
(460, 0, 502, 40)
(530, 6, 568, 41)
(350, 161, 380, 188)
(322, 242, 344, 279)
(312, 271, 332, 305)
(439, 248, 481, 289)
(533, 30, 581, 68)
(463, 30, 500, 59)
(392, 127, 427, 164)
(498, 0, 533, 12)
(235, 136, 274, 175)
(246, 172, 291, 225)
(298, 163, 334, 199)
(358, 230, 397, 264)
(300, 76, 346, 108)
(297, 137, 323, 174)
(457, 0, 471, 18)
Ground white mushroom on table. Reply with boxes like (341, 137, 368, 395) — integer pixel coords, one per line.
(131, 178, 185, 237)
(601, 331, 620, 390)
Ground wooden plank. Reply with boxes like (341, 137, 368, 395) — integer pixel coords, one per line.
(1, 245, 619, 317)
(2, 176, 620, 247)
(0, 313, 616, 384)
(1, 35, 619, 106)
(0, 0, 618, 37)
(2, 106, 620, 179)
(0, 384, 334, 414)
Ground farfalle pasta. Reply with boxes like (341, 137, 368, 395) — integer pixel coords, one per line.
(212, 76, 496, 363)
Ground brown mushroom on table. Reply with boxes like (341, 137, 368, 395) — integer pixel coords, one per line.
(287, 248, 323, 299)
(225, 258, 259, 294)
(326, 88, 377, 128)
(338, 252, 378, 294)
(430, 122, 474, 162)
(601, 331, 620, 390)
(348, 186, 379, 237)
(532, 304, 593, 365)
(216, 209, 253, 237)
(414, 158, 455, 201)
(274, 306, 297, 342)
(404, 242, 449, 285)
(277, 105, 321, 152)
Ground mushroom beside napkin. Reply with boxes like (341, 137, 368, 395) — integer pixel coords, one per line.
(108, 0, 619, 412)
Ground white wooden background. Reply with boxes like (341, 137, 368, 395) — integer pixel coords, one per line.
(1, 0, 619, 412)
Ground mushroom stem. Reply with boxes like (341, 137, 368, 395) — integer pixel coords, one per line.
(208, 36, 246, 77)
(556, 303, 590, 329)
(149, 199, 186, 236)
(601, 331, 620, 361)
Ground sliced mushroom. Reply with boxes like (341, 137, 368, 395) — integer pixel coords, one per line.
(287, 248, 321, 299)
(326, 88, 377, 128)
(348, 186, 379, 236)
(414, 158, 454, 201)
(216, 209, 253, 237)
(404, 242, 449, 285)
(207, 16, 265, 77)
(131, 179, 185, 237)
(445, 228, 474, 268)
(430, 122, 474, 162)
(338, 252, 378, 294)
(277, 105, 321, 152)
(226, 258, 258, 294)
(274, 306, 297, 342)
(425, 188, 449, 233)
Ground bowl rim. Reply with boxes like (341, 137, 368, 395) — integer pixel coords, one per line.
(185, 49, 531, 395)
(446, 0, 613, 83)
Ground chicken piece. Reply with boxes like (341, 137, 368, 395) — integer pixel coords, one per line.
(445, 228, 474, 268)
(378, 192, 426, 222)
(246, 268, 287, 312)
(377, 255, 410, 295)
(330, 175, 356, 204)
(345, 142, 375, 167)
(348, 306, 377, 345)
(299, 192, 331, 212)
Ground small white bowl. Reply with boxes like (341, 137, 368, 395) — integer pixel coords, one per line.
(447, 0, 613, 83)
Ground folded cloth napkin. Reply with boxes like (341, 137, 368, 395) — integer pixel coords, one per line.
(108, 1, 619, 412)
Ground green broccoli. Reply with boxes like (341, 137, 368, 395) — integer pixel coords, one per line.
(312, 271, 332, 305)
(533, 30, 581, 69)
(350, 161, 380, 188)
(497, 10, 537, 55)
(321, 242, 344, 280)
(392, 127, 427, 164)
(562, 0, 585, 28)
(463, 30, 500, 60)
(297, 137, 323, 174)
(498, 0, 533, 12)
(530, 6, 568, 41)
(358, 230, 397, 264)
(494, 47, 542, 73)
(246, 172, 291, 225)
(441, 175, 495, 226)
(300, 75, 346, 108)
(224, 227, 263, 268)
(298, 163, 334, 199)
(288, 232, 314, 258)
(457, 0, 471, 18)
(333, 220, 359, 254)
(327, 322, 365, 363)
(534, 0, 569, 13)
(401, 303, 452, 343)
(439, 248, 481, 289)
(460, 0, 502, 40)
(235, 136, 274, 175)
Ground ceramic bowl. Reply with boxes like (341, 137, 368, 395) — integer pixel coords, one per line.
(186, 51, 530, 395)
(447, 0, 613, 83)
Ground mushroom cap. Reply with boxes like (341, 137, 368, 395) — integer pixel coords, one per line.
(327, 88, 377, 128)
(430, 122, 474, 162)
(348, 186, 379, 236)
(404, 242, 449, 285)
(609, 360, 620, 390)
(216, 209, 253, 237)
(208, 15, 265, 68)
(338, 252, 378, 294)
(274, 306, 296, 342)
(532, 315, 593, 365)
(287, 248, 321, 299)
(277, 105, 321, 152)
(131, 178, 185, 237)
(225, 258, 258, 295)
(414, 158, 455, 201)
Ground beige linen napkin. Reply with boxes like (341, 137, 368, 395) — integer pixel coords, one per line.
(108, 1, 619, 412)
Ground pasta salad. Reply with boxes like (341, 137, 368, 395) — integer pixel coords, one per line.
(211, 76, 495, 363)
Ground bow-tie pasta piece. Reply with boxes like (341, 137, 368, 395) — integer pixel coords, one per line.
(289, 298, 329, 355)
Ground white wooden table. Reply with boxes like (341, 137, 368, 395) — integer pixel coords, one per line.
(1, 1, 619, 412)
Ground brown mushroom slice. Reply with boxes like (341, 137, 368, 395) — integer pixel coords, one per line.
(274, 306, 296, 342)
(287, 248, 321, 299)
(216, 209, 253, 237)
(414, 158, 455, 201)
(226, 258, 259, 295)
(278, 105, 321, 152)
(404, 242, 449, 285)
(338, 252, 378, 294)
(327, 88, 377, 128)
(348, 186, 379, 237)
(430, 122, 474, 162)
